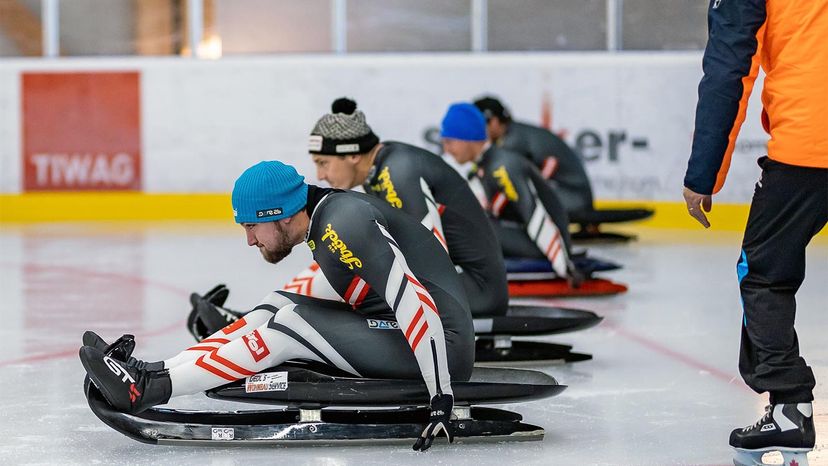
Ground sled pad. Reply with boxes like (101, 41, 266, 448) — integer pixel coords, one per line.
(508, 278, 627, 297)
(207, 365, 562, 407)
(505, 257, 621, 280)
(84, 366, 564, 446)
(474, 305, 602, 336)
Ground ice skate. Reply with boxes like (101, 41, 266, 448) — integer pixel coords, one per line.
(79, 346, 172, 414)
(731, 404, 814, 466)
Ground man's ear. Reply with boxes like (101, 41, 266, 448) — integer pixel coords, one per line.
(345, 154, 362, 166)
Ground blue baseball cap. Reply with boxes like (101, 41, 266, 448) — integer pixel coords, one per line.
(440, 102, 487, 141)
(231, 161, 309, 223)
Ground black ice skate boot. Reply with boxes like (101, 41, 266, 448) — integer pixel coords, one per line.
(730, 403, 815, 466)
(79, 346, 172, 414)
(187, 285, 243, 342)
(82, 331, 164, 372)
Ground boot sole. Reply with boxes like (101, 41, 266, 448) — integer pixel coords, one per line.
(79, 347, 129, 412)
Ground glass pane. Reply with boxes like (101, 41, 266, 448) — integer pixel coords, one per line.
(216, 0, 332, 54)
(0, 0, 42, 57)
(622, 0, 707, 50)
(489, 0, 607, 51)
(134, 0, 185, 56)
(59, 0, 138, 56)
(347, 0, 470, 52)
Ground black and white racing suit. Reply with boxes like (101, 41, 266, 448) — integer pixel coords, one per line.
(167, 186, 474, 399)
(363, 142, 508, 317)
(287, 142, 508, 318)
(500, 121, 593, 216)
(445, 146, 575, 279)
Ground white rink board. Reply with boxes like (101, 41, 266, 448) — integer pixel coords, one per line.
(0, 53, 768, 202)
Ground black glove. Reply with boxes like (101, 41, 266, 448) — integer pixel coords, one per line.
(566, 261, 585, 289)
(186, 284, 238, 342)
(413, 393, 454, 451)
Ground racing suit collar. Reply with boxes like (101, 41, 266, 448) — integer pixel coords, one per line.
(304, 185, 340, 241)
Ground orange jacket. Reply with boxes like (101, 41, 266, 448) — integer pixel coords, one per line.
(685, 0, 828, 195)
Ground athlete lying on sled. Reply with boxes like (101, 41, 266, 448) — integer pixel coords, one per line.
(187, 99, 603, 363)
(80, 161, 477, 451)
(473, 96, 654, 243)
(438, 103, 627, 297)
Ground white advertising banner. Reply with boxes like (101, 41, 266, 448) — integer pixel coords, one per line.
(0, 53, 768, 202)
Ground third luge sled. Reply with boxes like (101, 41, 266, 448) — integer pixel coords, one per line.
(474, 304, 602, 364)
(84, 361, 565, 446)
(505, 257, 628, 298)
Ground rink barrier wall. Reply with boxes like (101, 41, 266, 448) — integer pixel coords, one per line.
(2, 193, 810, 234)
(0, 53, 772, 204)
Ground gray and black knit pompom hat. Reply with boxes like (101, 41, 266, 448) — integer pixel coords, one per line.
(308, 98, 380, 155)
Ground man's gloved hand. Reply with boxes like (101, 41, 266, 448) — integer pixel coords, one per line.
(413, 393, 454, 451)
(206, 284, 230, 306)
(566, 262, 585, 289)
(186, 284, 237, 342)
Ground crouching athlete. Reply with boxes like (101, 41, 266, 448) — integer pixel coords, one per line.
(79, 161, 475, 451)
(439, 103, 579, 283)
(286, 97, 507, 318)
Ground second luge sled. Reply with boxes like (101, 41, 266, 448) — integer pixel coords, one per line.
(474, 304, 602, 364)
(84, 362, 565, 446)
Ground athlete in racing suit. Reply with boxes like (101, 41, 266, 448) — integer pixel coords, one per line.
(288, 98, 508, 318)
(79, 161, 474, 451)
(474, 97, 593, 216)
(440, 102, 578, 283)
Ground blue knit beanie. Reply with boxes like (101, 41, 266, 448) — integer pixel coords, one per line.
(231, 161, 309, 223)
(440, 102, 487, 141)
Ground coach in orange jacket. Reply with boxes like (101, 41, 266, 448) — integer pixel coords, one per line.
(683, 0, 827, 455)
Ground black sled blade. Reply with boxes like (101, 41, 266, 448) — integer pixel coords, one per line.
(84, 377, 546, 445)
(475, 339, 592, 365)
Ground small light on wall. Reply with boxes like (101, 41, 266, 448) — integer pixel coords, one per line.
(198, 34, 223, 59)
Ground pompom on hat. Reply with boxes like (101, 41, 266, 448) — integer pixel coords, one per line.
(231, 161, 308, 224)
(308, 97, 380, 156)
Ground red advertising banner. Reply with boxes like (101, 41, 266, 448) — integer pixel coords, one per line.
(22, 72, 142, 191)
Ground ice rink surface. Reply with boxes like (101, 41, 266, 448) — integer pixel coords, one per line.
(0, 222, 826, 466)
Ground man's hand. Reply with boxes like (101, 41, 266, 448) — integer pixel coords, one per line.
(683, 187, 713, 228)
(413, 393, 454, 451)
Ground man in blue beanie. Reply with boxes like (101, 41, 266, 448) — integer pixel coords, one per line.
(439, 102, 582, 285)
(79, 160, 475, 451)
